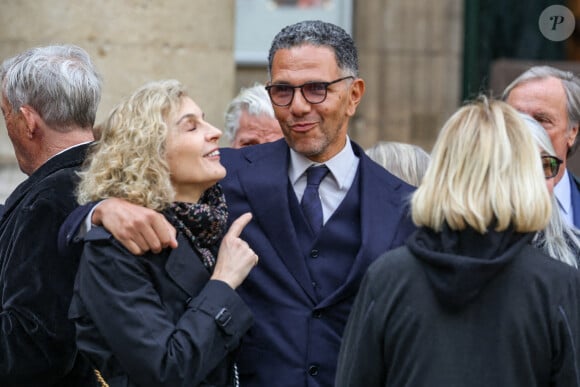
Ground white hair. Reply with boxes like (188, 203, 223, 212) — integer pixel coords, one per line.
(224, 83, 275, 144)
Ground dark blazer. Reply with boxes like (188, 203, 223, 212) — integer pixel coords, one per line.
(219, 139, 416, 387)
(0, 144, 97, 386)
(69, 226, 253, 387)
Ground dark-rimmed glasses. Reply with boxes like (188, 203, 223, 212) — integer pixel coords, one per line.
(265, 76, 355, 107)
(542, 155, 563, 179)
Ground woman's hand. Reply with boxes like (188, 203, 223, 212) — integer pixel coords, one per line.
(211, 212, 258, 289)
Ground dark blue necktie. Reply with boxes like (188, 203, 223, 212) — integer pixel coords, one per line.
(301, 165, 330, 233)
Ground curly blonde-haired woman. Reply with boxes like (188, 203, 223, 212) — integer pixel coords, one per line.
(69, 79, 258, 387)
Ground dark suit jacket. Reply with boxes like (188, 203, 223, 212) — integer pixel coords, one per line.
(69, 227, 253, 387)
(220, 139, 416, 387)
(570, 170, 580, 228)
(0, 144, 97, 386)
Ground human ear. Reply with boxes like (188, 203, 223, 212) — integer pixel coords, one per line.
(346, 78, 365, 117)
(568, 123, 579, 149)
(19, 105, 40, 138)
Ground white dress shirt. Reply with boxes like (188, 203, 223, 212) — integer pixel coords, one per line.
(289, 137, 359, 224)
(554, 168, 574, 226)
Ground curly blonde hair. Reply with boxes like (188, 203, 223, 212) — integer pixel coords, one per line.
(76, 79, 188, 211)
(412, 96, 551, 233)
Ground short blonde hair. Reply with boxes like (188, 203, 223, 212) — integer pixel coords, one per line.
(412, 96, 551, 233)
(76, 79, 188, 211)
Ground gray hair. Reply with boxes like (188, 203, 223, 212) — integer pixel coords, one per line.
(522, 113, 580, 268)
(502, 65, 580, 156)
(224, 83, 275, 144)
(520, 113, 557, 155)
(267, 20, 359, 78)
(366, 141, 430, 187)
(1, 44, 102, 131)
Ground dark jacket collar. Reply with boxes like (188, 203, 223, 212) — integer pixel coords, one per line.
(4, 143, 90, 213)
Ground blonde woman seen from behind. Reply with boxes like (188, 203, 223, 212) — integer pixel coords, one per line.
(336, 96, 580, 387)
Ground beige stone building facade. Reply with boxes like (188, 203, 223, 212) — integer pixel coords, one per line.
(0, 0, 463, 202)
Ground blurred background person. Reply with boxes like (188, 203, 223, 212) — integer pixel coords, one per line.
(223, 83, 283, 148)
(365, 141, 430, 187)
(69, 80, 257, 386)
(336, 97, 580, 387)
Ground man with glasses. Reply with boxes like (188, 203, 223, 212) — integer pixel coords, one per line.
(59, 20, 416, 387)
(503, 66, 580, 228)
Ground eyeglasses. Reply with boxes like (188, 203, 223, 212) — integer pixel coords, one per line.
(265, 76, 354, 107)
(541, 155, 563, 179)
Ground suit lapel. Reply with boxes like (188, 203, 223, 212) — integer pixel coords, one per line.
(237, 142, 317, 302)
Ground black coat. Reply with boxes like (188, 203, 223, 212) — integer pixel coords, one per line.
(69, 226, 253, 387)
(0, 144, 97, 386)
(336, 226, 580, 387)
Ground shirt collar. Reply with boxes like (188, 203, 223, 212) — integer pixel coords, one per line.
(288, 136, 357, 189)
(554, 168, 572, 214)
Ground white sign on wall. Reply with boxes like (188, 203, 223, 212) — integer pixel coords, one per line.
(235, 0, 353, 65)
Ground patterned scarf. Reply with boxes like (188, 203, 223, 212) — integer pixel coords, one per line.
(164, 184, 228, 272)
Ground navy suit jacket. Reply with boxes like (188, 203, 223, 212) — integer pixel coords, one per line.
(570, 170, 580, 228)
(219, 139, 416, 387)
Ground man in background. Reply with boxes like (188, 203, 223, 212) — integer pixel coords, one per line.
(0, 44, 101, 386)
(224, 83, 283, 148)
(503, 66, 580, 228)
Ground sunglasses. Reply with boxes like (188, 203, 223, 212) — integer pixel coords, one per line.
(541, 155, 563, 179)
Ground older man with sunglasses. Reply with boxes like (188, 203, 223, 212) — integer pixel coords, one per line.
(503, 66, 580, 228)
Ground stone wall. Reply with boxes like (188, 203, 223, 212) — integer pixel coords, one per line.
(353, 0, 463, 151)
(0, 0, 236, 202)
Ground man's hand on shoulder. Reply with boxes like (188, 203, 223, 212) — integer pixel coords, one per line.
(92, 198, 177, 255)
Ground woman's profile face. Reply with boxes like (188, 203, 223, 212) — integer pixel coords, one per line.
(165, 96, 226, 202)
